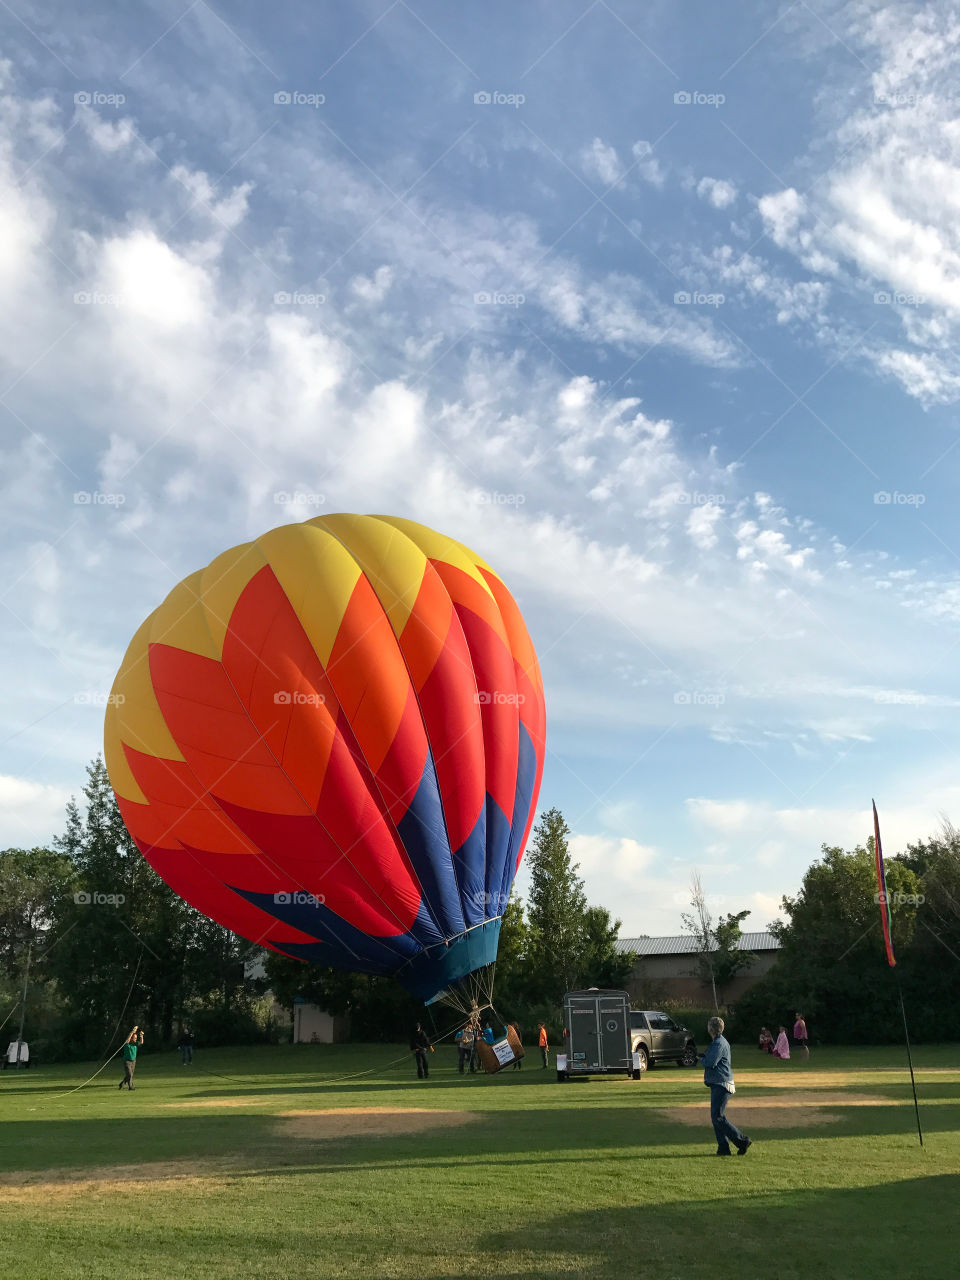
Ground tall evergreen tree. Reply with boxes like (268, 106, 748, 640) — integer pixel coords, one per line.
(489, 893, 529, 1007)
(525, 808, 589, 1000)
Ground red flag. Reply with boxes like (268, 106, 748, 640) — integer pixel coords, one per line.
(873, 800, 896, 967)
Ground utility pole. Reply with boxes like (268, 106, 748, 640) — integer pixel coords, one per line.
(15, 941, 31, 1069)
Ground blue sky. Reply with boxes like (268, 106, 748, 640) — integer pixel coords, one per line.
(3, 0, 960, 936)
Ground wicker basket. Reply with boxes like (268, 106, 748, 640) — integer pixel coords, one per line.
(474, 1026, 525, 1074)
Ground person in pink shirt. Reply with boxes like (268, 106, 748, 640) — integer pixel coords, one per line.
(793, 1013, 809, 1051)
(772, 1026, 790, 1059)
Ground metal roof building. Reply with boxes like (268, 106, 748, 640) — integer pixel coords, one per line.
(614, 932, 780, 957)
(614, 932, 781, 1003)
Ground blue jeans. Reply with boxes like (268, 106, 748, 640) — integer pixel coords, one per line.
(710, 1085, 746, 1152)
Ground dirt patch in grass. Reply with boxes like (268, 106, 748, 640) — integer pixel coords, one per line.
(278, 1106, 478, 1140)
(733, 1069, 954, 1088)
(662, 1105, 836, 1128)
(0, 1108, 477, 1202)
(163, 1095, 279, 1109)
(659, 1092, 889, 1129)
(0, 1160, 239, 1203)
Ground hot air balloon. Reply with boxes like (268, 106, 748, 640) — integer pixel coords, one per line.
(103, 514, 545, 1012)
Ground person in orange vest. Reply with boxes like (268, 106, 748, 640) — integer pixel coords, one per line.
(537, 1022, 549, 1068)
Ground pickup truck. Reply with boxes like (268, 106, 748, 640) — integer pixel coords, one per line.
(630, 1010, 698, 1069)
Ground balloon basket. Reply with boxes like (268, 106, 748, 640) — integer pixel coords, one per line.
(475, 1026, 524, 1074)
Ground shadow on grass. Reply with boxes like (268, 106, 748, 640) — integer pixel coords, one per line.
(1, 1095, 951, 1177)
(460, 1174, 960, 1280)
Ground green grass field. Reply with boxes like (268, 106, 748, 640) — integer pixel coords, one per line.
(1, 1041, 958, 1279)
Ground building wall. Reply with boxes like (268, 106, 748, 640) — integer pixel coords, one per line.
(625, 950, 779, 1008)
(293, 1003, 350, 1044)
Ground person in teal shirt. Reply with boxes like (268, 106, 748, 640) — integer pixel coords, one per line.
(118, 1026, 144, 1091)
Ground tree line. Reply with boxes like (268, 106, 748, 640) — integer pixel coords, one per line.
(0, 758, 272, 1061)
(1, 762, 631, 1057)
(732, 830, 960, 1043)
(6, 751, 957, 1056)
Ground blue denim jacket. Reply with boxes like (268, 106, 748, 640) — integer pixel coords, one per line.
(701, 1034, 734, 1086)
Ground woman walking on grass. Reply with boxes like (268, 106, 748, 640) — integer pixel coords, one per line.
(698, 1016, 751, 1157)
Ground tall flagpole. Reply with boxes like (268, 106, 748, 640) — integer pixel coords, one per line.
(895, 972, 923, 1146)
(873, 800, 923, 1146)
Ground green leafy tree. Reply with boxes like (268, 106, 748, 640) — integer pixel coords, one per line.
(0, 847, 76, 1055)
(713, 910, 754, 999)
(47, 756, 274, 1056)
(0, 847, 76, 976)
(581, 905, 634, 989)
(735, 842, 920, 1042)
(489, 894, 529, 1007)
(894, 824, 960, 1034)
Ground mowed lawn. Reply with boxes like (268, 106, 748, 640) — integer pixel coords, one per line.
(1, 1042, 958, 1279)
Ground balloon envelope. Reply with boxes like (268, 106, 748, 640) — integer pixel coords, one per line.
(104, 514, 545, 1001)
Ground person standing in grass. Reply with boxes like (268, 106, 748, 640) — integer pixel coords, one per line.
(793, 1013, 809, 1056)
(118, 1026, 144, 1091)
(537, 1022, 549, 1068)
(178, 1027, 194, 1065)
(509, 1022, 523, 1069)
(410, 1023, 432, 1079)
(698, 1016, 751, 1157)
(772, 1026, 790, 1059)
(456, 1018, 477, 1074)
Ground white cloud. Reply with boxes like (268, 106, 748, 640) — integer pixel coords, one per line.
(750, 7, 960, 400)
(0, 776, 71, 846)
(686, 501, 724, 550)
(580, 136, 621, 186)
(631, 140, 665, 188)
(874, 348, 960, 403)
(350, 265, 394, 303)
(697, 176, 737, 209)
(98, 229, 213, 330)
(78, 108, 136, 154)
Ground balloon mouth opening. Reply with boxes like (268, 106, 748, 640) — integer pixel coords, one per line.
(399, 917, 503, 1004)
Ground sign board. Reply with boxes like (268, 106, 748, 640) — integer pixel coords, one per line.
(491, 1038, 515, 1067)
(556, 1054, 568, 1071)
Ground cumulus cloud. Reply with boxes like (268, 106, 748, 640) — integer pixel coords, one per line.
(697, 176, 736, 209)
(1, 28, 959, 936)
(0, 776, 72, 845)
(350, 265, 394, 303)
(580, 136, 622, 186)
(750, 6, 960, 401)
